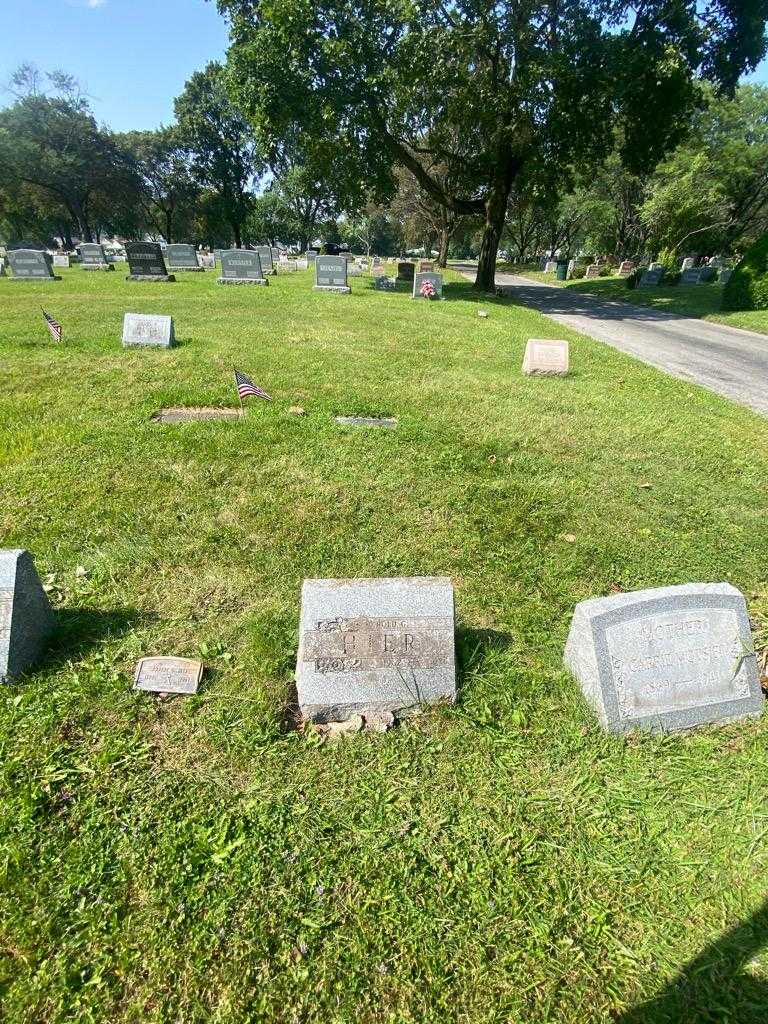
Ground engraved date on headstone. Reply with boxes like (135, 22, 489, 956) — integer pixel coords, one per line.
(302, 615, 453, 673)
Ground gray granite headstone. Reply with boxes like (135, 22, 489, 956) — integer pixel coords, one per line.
(412, 272, 444, 299)
(0, 549, 55, 683)
(256, 246, 276, 275)
(719, 268, 733, 286)
(296, 576, 456, 722)
(307, 250, 318, 264)
(166, 243, 203, 271)
(7, 249, 57, 281)
(314, 255, 350, 293)
(52, 254, 70, 268)
(80, 242, 114, 270)
(564, 582, 762, 733)
(125, 242, 174, 282)
(218, 249, 268, 285)
(681, 268, 703, 285)
(699, 266, 716, 283)
(122, 313, 175, 348)
(639, 267, 665, 287)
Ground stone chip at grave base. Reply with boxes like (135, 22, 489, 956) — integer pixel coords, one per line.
(7, 249, 58, 280)
(0, 549, 55, 683)
(134, 656, 204, 695)
(564, 582, 762, 733)
(122, 313, 175, 348)
(296, 576, 456, 722)
(522, 339, 569, 376)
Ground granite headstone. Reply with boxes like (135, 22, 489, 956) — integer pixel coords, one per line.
(125, 242, 174, 282)
(167, 244, 204, 271)
(256, 246, 276, 275)
(7, 249, 57, 281)
(218, 249, 268, 285)
(639, 267, 665, 287)
(412, 272, 444, 299)
(52, 254, 70, 268)
(122, 313, 175, 348)
(396, 262, 415, 284)
(314, 255, 350, 293)
(0, 549, 55, 683)
(80, 242, 114, 270)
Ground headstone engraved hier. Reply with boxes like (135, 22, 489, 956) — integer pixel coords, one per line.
(0, 549, 55, 683)
(412, 272, 444, 299)
(134, 656, 203, 694)
(256, 246, 276, 275)
(564, 583, 762, 733)
(296, 577, 456, 722)
(7, 249, 58, 281)
(522, 338, 569, 376)
(80, 242, 114, 270)
(125, 242, 175, 282)
(122, 313, 175, 348)
(166, 243, 204, 271)
(217, 249, 268, 285)
(314, 255, 350, 293)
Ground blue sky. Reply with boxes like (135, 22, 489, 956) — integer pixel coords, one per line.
(0, 0, 766, 133)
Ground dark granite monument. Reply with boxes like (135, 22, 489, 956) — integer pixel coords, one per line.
(125, 242, 175, 282)
(7, 249, 58, 281)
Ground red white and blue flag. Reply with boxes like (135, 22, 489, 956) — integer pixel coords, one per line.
(42, 308, 62, 342)
(234, 369, 272, 402)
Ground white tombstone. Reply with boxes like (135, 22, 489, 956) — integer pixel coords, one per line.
(122, 313, 175, 349)
(53, 254, 70, 268)
(522, 339, 569, 377)
(681, 257, 695, 272)
(544, 261, 557, 273)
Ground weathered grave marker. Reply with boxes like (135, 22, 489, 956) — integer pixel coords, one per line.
(296, 576, 456, 722)
(314, 255, 350, 293)
(396, 262, 415, 285)
(198, 253, 215, 269)
(125, 242, 175, 282)
(681, 268, 703, 285)
(122, 313, 175, 348)
(335, 416, 398, 428)
(52, 254, 70, 268)
(585, 264, 601, 279)
(522, 339, 569, 376)
(412, 272, 444, 299)
(681, 257, 695, 271)
(7, 249, 58, 281)
(217, 249, 268, 285)
(545, 260, 558, 273)
(374, 275, 396, 291)
(80, 242, 114, 270)
(134, 656, 203, 694)
(0, 549, 55, 683)
(564, 582, 762, 733)
(256, 246, 276, 275)
(166, 244, 204, 271)
(618, 260, 637, 276)
(307, 249, 319, 264)
(639, 267, 665, 287)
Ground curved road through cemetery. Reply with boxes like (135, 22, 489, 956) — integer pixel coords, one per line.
(458, 267, 768, 416)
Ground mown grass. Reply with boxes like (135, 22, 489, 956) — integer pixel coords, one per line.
(2, 265, 768, 1023)
(497, 262, 768, 335)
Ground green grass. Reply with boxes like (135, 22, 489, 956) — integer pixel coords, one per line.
(498, 263, 768, 335)
(3, 265, 768, 1022)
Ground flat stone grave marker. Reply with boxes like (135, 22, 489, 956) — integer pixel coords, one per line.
(122, 313, 175, 348)
(134, 656, 204, 694)
(335, 416, 398, 428)
(0, 549, 55, 683)
(564, 582, 762, 733)
(167, 243, 204, 271)
(413, 272, 444, 300)
(80, 242, 114, 270)
(52, 254, 69, 268)
(585, 264, 601, 279)
(296, 576, 456, 722)
(151, 407, 242, 423)
(314, 255, 350, 293)
(618, 260, 636, 276)
(7, 249, 58, 281)
(522, 338, 569, 376)
(639, 267, 665, 287)
(396, 262, 415, 284)
(256, 246, 276, 275)
(125, 242, 174, 282)
(218, 249, 268, 285)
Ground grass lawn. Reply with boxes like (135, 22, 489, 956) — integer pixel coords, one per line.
(498, 262, 768, 336)
(3, 265, 768, 1023)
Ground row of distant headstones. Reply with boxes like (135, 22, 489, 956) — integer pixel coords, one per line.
(2, 552, 761, 735)
(542, 257, 733, 286)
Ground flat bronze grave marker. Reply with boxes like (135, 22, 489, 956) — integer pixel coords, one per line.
(134, 656, 204, 694)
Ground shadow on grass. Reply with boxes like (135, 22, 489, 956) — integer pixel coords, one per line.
(47, 606, 146, 668)
(456, 626, 514, 679)
(617, 898, 768, 1023)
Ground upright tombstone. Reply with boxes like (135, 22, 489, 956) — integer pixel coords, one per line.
(198, 252, 215, 269)
(0, 549, 55, 683)
(256, 246, 276, 275)
(420, 260, 435, 272)
(396, 261, 415, 286)
(719, 268, 733, 286)
(681, 268, 703, 285)
(412, 271, 444, 300)
(125, 242, 175, 282)
(122, 313, 175, 348)
(522, 338, 569, 376)
(566, 259, 576, 279)
(217, 249, 268, 285)
(7, 249, 58, 281)
(166, 244, 204, 272)
(649, 261, 664, 271)
(585, 264, 601, 279)
(306, 249, 319, 264)
(314, 255, 350, 293)
(639, 267, 665, 287)
(544, 260, 558, 273)
(296, 576, 456, 722)
(295, 258, 309, 270)
(681, 257, 696, 272)
(80, 242, 114, 271)
(52, 253, 70, 269)
(564, 582, 762, 733)
(618, 260, 636, 276)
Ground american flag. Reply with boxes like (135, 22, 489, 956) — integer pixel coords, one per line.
(234, 369, 272, 401)
(42, 308, 62, 342)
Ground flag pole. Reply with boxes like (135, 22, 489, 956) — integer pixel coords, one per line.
(234, 369, 244, 419)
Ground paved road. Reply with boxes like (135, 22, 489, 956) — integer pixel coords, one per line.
(458, 268, 768, 416)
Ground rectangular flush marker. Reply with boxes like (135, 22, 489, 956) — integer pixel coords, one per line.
(334, 416, 398, 428)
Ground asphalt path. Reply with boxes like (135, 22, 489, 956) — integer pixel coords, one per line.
(457, 267, 768, 416)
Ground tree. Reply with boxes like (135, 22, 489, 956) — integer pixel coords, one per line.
(245, 189, 297, 246)
(119, 129, 200, 243)
(174, 62, 263, 247)
(221, 0, 768, 292)
(0, 67, 135, 242)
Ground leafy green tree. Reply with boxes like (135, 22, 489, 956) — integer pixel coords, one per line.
(221, 0, 768, 291)
(245, 189, 297, 246)
(118, 129, 200, 243)
(174, 62, 263, 247)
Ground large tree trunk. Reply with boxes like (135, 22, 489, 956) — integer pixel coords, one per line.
(474, 183, 511, 292)
(165, 209, 173, 245)
(438, 229, 450, 268)
(233, 222, 242, 248)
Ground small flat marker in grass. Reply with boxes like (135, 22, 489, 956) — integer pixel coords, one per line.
(522, 338, 569, 376)
(133, 656, 204, 695)
(151, 407, 242, 423)
(334, 416, 398, 428)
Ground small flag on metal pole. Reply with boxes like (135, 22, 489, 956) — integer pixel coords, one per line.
(233, 369, 272, 416)
(42, 308, 62, 342)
